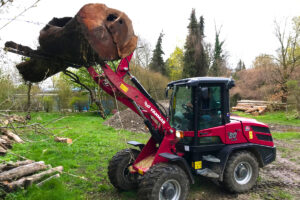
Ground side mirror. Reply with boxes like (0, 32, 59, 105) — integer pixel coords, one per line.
(165, 87, 170, 98)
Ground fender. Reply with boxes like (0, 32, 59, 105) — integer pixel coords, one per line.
(159, 153, 195, 184)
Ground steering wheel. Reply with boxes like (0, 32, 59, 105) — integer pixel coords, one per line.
(182, 103, 192, 112)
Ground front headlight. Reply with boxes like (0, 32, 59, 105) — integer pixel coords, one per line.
(176, 130, 184, 139)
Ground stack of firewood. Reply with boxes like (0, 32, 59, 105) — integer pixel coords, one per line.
(232, 100, 270, 115)
(0, 160, 63, 192)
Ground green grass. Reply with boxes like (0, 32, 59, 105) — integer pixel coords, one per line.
(1, 112, 149, 200)
(233, 111, 300, 126)
(1, 112, 300, 199)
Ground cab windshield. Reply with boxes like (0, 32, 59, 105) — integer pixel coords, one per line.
(170, 85, 193, 131)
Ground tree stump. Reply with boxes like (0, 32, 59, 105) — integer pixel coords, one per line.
(5, 3, 137, 82)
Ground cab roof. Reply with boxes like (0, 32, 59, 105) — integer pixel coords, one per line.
(167, 77, 235, 89)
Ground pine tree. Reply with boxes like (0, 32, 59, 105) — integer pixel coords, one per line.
(235, 59, 246, 72)
(182, 10, 208, 78)
(149, 32, 166, 75)
(208, 30, 225, 76)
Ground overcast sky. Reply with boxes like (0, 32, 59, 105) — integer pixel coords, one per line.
(1, 0, 300, 71)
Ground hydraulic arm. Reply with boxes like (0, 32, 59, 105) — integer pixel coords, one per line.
(87, 53, 172, 142)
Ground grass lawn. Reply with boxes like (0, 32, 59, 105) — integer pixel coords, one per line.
(1, 112, 149, 200)
(233, 111, 300, 126)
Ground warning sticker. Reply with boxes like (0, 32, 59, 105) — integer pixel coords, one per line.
(249, 131, 253, 139)
(120, 83, 128, 93)
(192, 161, 202, 169)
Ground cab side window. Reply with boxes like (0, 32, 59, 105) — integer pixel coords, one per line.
(198, 86, 222, 130)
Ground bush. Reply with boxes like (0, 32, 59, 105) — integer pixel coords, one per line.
(43, 96, 54, 112)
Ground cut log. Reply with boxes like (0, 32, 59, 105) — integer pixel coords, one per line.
(0, 138, 12, 149)
(4, 166, 63, 191)
(0, 160, 34, 172)
(0, 146, 6, 155)
(232, 106, 249, 112)
(0, 129, 24, 143)
(0, 161, 47, 181)
(245, 107, 258, 113)
(54, 136, 72, 144)
(5, 3, 137, 82)
(0, 135, 12, 147)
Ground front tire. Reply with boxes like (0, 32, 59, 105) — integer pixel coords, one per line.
(138, 163, 190, 200)
(223, 151, 259, 193)
(108, 148, 139, 191)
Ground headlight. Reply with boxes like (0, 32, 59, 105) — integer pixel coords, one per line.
(176, 130, 184, 139)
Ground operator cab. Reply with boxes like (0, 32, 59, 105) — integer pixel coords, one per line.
(166, 77, 235, 146)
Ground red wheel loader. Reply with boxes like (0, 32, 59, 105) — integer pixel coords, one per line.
(86, 53, 276, 200)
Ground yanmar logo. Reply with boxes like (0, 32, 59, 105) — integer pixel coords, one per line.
(144, 101, 166, 125)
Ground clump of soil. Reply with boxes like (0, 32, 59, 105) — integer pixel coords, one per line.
(103, 101, 168, 133)
(103, 109, 148, 133)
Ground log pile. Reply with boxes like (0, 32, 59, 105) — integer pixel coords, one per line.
(0, 115, 26, 155)
(4, 3, 137, 82)
(232, 100, 285, 115)
(232, 100, 268, 115)
(0, 160, 63, 192)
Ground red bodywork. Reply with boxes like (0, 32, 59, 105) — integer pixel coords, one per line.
(87, 54, 274, 174)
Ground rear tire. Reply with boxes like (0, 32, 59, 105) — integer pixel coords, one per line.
(108, 148, 139, 191)
(138, 163, 190, 200)
(223, 151, 259, 193)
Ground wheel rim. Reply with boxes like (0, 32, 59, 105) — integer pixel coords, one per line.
(159, 179, 181, 200)
(234, 161, 252, 185)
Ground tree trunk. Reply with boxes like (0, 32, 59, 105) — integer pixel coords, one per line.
(5, 3, 137, 82)
(4, 166, 63, 191)
(26, 82, 32, 112)
(0, 161, 47, 181)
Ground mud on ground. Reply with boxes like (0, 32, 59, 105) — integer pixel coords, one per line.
(188, 139, 300, 200)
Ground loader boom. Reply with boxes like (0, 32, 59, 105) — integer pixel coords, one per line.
(87, 53, 172, 142)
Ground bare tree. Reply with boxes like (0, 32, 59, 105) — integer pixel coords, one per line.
(63, 70, 106, 119)
(273, 18, 300, 103)
(134, 37, 152, 68)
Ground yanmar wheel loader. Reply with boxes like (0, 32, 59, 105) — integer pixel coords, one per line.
(5, 45, 276, 199)
(86, 53, 276, 200)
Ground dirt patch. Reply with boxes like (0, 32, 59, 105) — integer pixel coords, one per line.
(269, 124, 300, 132)
(189, 139, 300, 200)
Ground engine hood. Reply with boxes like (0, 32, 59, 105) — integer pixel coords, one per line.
(230, 115, 268, 127)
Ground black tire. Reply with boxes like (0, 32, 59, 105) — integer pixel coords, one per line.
(108, 148, 140, 191)
(138, 163, 190, 200)
(223, 151, 259, 193)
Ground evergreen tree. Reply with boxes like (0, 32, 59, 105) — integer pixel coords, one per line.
(149, 32, 166, 75)
(208, 30, 225, 76)
(182, 10, 208, 78)
(235, 59, 246, 72)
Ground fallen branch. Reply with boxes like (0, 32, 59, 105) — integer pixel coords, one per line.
(36, 173, 60, 187)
